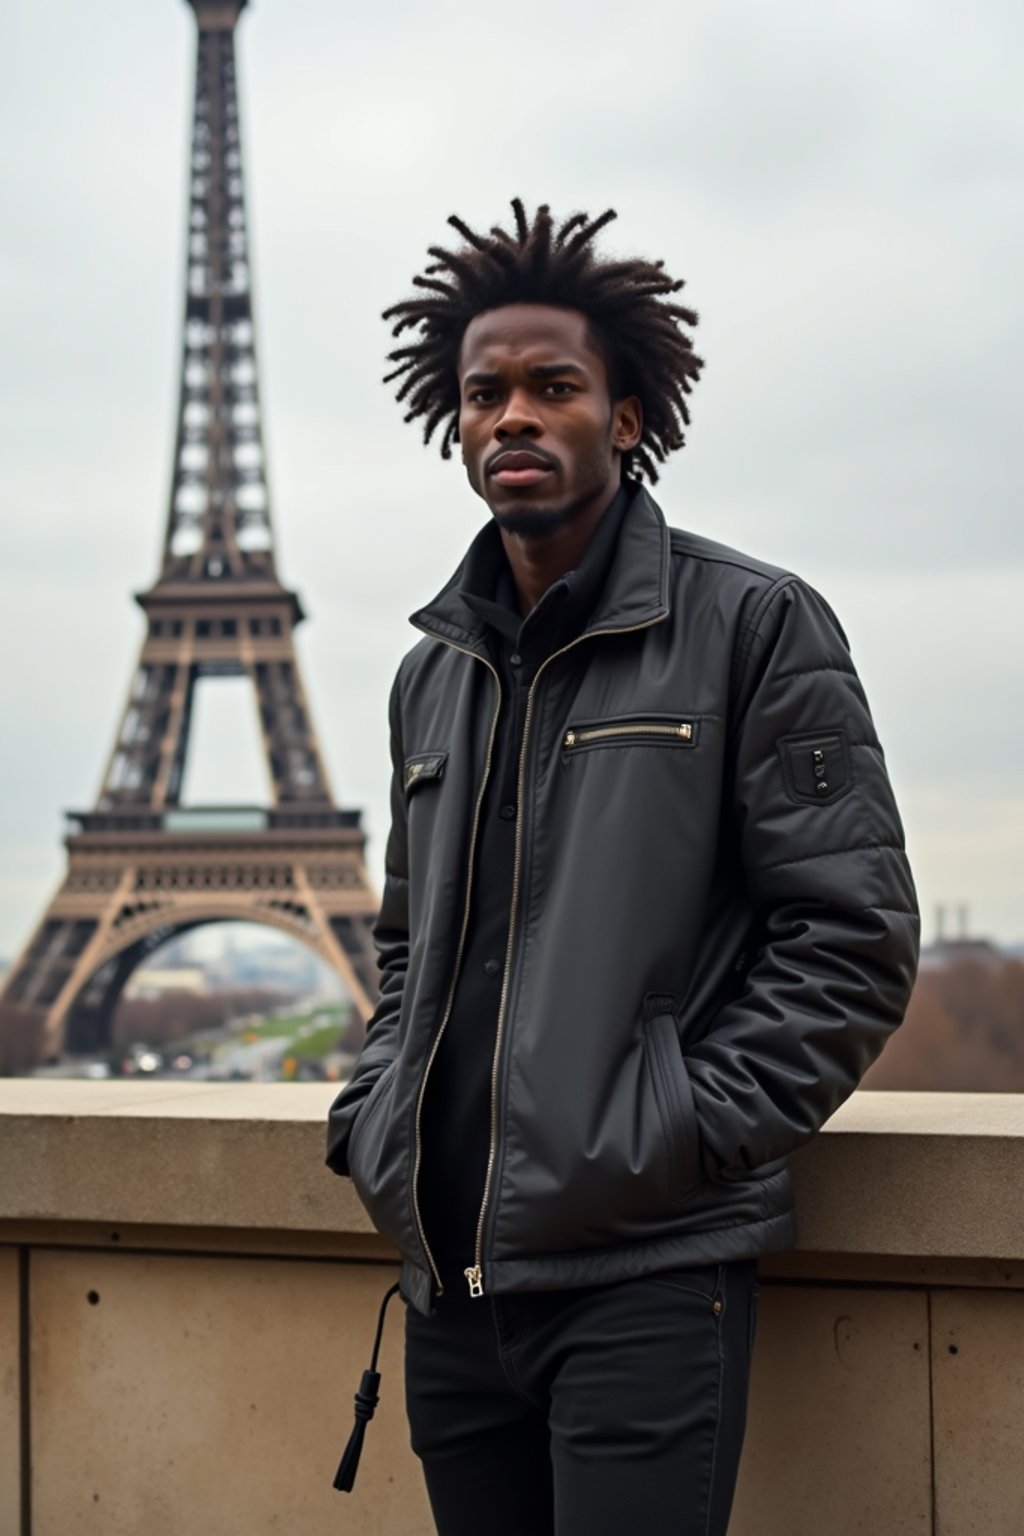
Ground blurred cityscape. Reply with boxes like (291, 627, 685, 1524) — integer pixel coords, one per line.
(1, 904, 1022, 1091)
(0, 923, 358, 1085)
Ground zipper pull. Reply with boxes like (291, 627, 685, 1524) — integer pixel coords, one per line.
(464, 1265, 484, 1298)
(564, 730, 577, 748)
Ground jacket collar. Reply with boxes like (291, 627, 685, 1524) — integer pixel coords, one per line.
(410, 483, 671, 653)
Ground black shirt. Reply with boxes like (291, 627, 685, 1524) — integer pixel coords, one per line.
(417, 483, 635, 1295)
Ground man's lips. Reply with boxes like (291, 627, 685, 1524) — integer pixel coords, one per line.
(487, 448, 557, 487)
(493, 465, 552, 486)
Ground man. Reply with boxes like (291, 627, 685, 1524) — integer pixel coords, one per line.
(326, 201, 919, 1535)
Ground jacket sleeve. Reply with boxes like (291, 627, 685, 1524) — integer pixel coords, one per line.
(684, 576, 920, 1177)
(325, 667, 408, 1176)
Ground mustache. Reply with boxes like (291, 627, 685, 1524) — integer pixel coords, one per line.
(485, 442, 561, 476)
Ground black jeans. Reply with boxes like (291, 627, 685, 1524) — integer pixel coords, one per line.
(404, 1259, 759, 1536)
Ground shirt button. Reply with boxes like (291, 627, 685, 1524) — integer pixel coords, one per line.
(500, 804, 516, 820)
(483, 958, 501, 976)
(510, 653, 522, 667)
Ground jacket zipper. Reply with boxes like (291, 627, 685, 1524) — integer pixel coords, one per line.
(464, 611, 667, 1299)
(564, 720, 692, 748)
(409, 643, 502, 1300)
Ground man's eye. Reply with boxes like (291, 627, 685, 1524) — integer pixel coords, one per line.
(543, 382, 576, 396)
(468, 389, 498, 405)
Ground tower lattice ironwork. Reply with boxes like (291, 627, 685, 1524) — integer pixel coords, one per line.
(0, 0, 379, 1071)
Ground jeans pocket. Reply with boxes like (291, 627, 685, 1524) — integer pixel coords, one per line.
(643, 1261, 723, 1307)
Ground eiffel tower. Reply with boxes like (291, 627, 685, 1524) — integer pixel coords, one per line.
(0, 0, 379, 1072)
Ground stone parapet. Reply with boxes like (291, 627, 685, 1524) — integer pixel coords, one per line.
(1, 1084, 1023, 1533)
(3, 1082, 1023, 1264)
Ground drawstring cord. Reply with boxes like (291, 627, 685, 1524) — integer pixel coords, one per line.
(333, 1280, 402, 1493)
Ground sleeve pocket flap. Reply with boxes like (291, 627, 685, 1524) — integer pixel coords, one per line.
(778, 729, 852, 806)
(404, 751, 448, 794)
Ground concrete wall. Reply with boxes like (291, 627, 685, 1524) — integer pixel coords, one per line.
(28, 1249, 429, 1536)
(0, 1248, 19, 1536)
(2, 1083, 1024, 1535)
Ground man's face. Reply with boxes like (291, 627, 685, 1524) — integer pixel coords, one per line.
(457, 304, 640, 538)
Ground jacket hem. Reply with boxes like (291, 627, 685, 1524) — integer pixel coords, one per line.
(482, 1211, 798, 1296)
(400, 1257, 435, 1316)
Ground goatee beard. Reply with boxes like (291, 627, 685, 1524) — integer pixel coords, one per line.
(492, 492, 595, 541)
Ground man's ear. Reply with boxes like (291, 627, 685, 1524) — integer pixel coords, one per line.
(612, 396, 643, 453)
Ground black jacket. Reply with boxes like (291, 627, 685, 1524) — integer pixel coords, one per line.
(326, 487, 920, 1317)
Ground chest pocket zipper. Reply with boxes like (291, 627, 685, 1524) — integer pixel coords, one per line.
(563, 718, 697, 750)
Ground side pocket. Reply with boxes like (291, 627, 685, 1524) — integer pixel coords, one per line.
(643, 1011, 701, 1204)
(346, 1059, 399, 1174)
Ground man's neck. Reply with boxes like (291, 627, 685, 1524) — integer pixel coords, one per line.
(497, 482, 621, 617)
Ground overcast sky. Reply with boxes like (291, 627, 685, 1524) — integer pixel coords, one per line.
(1, 0, 1021, 963)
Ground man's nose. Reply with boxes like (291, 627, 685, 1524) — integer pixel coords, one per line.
(495, 386, 542, 440)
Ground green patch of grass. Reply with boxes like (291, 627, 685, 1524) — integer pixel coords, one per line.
(220, 1005, 352, 1065)
(239, 1014, 307, 1041)
(287, 1023, 347, 1059)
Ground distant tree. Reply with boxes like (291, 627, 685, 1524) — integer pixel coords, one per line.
(111, 986, 300, 1051)
(865, 956, 1024, 1091)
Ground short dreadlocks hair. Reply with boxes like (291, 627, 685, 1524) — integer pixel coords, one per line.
(382, 200, 703, 482)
